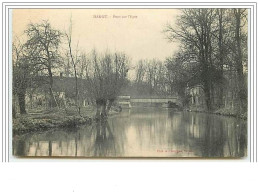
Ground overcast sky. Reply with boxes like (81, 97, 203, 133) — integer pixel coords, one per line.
(13, 9, 181, 64)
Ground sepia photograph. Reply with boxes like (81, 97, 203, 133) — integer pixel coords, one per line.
(12, 8, 248, 158)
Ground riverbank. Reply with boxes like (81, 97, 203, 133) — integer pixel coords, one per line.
(187, 106, 247, 120)
(13, 106, 120, 135)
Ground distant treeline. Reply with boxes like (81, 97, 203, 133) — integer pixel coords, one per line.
(13, 8, 248, 118)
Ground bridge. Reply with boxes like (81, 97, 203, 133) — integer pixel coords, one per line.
(117, 96, 182, 108)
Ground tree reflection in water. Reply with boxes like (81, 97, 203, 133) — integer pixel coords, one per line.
(167, 111, 247, 157)
(13, 108, 247, 158)
(13, 119, 124, 157)
(93, 120, 116, 157)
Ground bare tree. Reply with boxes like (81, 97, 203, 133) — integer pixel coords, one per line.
(232, 9, 248, 113)
(85, 50, 129, 118)
(13, 39, 28, 115)
(164, 8, 248, 114)
(165, 9, 219, 110)
(134, 59, 167, 96)
(13, 37, 41, 115)
(65, 17, 81, 115)
(25, 20, 62, 108)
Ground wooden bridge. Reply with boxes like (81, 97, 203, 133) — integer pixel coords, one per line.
(117, 96, 182, 108)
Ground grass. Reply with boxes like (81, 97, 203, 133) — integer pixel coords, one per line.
(13, 106, 97, 135)
(214, 106, 247, 119)
(187, 105, 247, 120)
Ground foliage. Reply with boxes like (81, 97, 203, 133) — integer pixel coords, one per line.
(25, 20, 63, 108)
(164, 8, 248, 112)
(82, 50, 130, 117)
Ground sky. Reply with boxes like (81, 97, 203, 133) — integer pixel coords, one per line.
(12, 9, 181, 64)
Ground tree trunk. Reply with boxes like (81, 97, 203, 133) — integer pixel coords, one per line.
(12, 94, 17, 118)
(73, 62, 80, 115)
(47, 61, 58, 108)
(106, 99, 114, 114)
(101, 100, 107, 118)
(48, 68, 54, 108)
(17, 91, 26, 114)
(218, 9, 224, 108)
(95, 99, 102, 119)
(204, 79, 212, 111)
(235, 9, 247, 113)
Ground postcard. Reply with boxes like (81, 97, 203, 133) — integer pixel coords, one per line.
(12, 8, 248, 158)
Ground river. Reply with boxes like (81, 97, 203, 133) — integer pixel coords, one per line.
(13, 107, 247, 158)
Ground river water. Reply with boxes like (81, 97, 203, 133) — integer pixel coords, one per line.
(13, 107, 247, 158)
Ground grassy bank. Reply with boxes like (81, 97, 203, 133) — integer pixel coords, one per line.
(214, 107, 247, 119)
(13, 106, 98, 135)
(187, 105, 247, 120)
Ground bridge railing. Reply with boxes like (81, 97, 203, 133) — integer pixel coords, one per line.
(118, 95, 179, 100)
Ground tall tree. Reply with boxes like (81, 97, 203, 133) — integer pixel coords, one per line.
(13, 40, 28, 114)
(65, 17, 81, 115)
(25, 20, 62, 108)
(13, 38, 40, 115)
(232, 8, 248, 113)
(85, 50, 129, 118)
(216, 9, 225, 107)
(165, 9, 219, 110)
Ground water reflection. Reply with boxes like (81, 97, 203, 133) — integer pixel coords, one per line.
(13, 108, 247, 158)
(93, 120, 123, 156)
